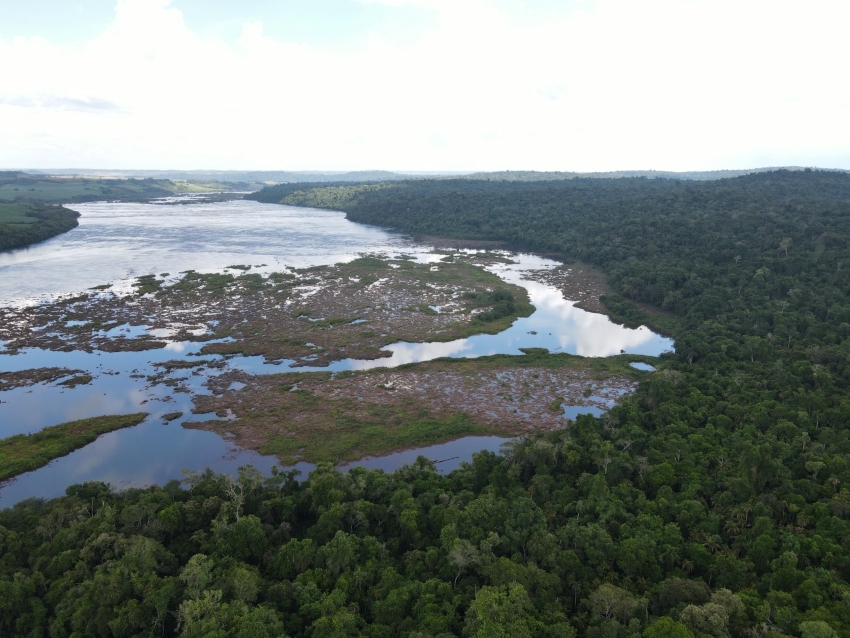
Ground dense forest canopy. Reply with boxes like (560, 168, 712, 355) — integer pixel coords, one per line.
(3, 170, 850, 637)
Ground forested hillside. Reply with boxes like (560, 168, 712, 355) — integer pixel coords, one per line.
(2, 170, 850, 637)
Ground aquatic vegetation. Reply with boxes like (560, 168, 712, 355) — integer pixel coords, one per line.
(188, 352, 645, 464)
(0, 254, 534, 366)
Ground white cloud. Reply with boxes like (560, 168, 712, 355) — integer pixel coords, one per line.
(0, 0, 848, 170)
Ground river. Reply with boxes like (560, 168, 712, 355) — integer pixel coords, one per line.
(0, 198, 673, 506)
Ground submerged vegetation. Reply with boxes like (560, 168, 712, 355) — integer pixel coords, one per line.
(0, 413, 148, 481)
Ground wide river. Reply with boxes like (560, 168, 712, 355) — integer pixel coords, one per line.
(0, 198, 673, 506)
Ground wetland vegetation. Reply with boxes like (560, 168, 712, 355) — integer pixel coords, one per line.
(188, 351, 646, 465)
(0, 254, 533, 365)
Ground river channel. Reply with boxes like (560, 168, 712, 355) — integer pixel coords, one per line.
(0, 199, 673, 506)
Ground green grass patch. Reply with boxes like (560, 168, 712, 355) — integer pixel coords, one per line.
(259, 410, 495, 465)
(401, 350, 658, 380)
(134, 275, 162, 295)
(0, 413, 148, 481)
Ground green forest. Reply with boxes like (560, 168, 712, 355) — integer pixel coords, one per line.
(2, 170, 850, 637)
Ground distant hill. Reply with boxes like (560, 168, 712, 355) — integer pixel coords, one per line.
(22, 169, 421, 184)
(467, 166, 850, 181)
(20, 166, 850, 184)
(0, 172, 235, 204)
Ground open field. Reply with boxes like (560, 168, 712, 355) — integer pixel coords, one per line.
(0, 202, 40, 224)
(0, 413, 148, 481)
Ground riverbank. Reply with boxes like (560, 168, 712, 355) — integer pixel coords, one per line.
(521, 262, 679, 335)
(0, 202, 80, 252)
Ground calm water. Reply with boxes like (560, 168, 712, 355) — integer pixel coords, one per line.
(0, 199, 672, 506)
(0, 200, 418, 306)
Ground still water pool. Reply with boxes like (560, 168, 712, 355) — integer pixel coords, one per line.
(0, 199, 673, 506)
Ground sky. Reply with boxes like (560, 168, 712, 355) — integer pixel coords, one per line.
(0, 0, 848, 172)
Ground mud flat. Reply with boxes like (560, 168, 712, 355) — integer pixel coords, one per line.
(187, 352, 648, 465)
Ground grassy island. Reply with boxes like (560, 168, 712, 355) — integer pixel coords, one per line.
(0, 413, 148, 481)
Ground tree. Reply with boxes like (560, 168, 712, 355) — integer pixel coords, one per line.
(463, 584, 536, 638)
(449, 539, 479, 587)
(680, 603, 731, 638)
(799, 621, 838, 638)
(643, 617, 694, 638)
(588, 583, 639, 622)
